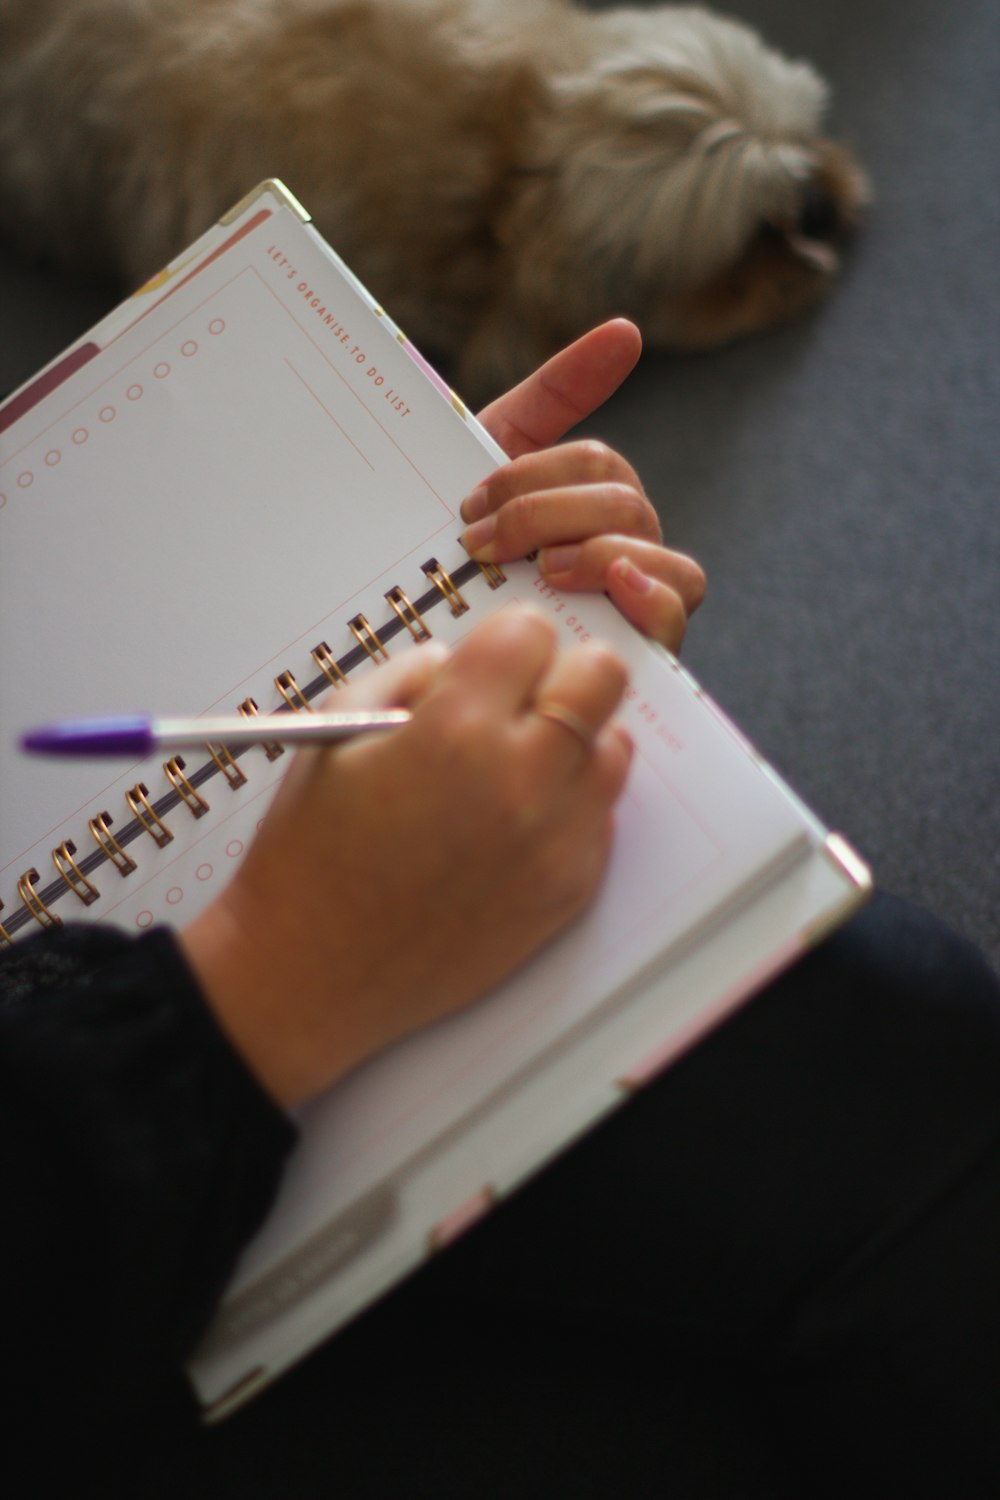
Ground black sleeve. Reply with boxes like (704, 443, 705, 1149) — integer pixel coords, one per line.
(0, 924, 297, 1410)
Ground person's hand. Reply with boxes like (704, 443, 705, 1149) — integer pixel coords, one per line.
(180, 610, 632, 1109)
(468, 319, 705, 652)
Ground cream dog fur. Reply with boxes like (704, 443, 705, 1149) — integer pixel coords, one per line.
(0, 0, 868, 397)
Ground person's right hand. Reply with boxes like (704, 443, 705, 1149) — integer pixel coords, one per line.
(180, 608, 632, 1107)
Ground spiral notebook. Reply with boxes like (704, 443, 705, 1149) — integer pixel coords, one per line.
(0, 180, 870, 1417)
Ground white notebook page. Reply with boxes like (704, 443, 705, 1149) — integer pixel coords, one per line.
(0, 196, 815, 1304)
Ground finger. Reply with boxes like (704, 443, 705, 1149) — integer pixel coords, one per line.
(425, 607, 559, 719)
(283, 644, 452, 798)
(532, 719, 635, 903)
(527, 641, 629, 766)
(586, 719, 635, 804)
(476, 319, 642, 459)
(605, 563, 692, 654)
(317, 640, 451, 712)
(538, 536, 706, 617)
(460, 439, 646, 524)
(462, 483, 660, 563)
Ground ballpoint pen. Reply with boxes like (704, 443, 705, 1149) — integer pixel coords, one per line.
(19, 710, 413, 758)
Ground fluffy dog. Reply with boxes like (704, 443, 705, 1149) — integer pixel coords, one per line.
(0, 0, 868, 397)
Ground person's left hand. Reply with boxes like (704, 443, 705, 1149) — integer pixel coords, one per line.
(468, 319, 706, 653)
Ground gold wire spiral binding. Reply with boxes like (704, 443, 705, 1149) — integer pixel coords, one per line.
(349, 614, 390, 663)
(237, 697, 284, 760)
(0, 901, 14, 947)
(386, 585, 431, 642)
(275, 669, 313, 712)
(164, 756, 210, 818)
(52, 839, 100, 905)
(126, 782, 176, 846)
(422, 559, 468, 616)
(89, 811, 138, 875)
(207, 744, 248, 790)
(17, 867, 62, 926)
(311, 641, 346, 687)
(476, 561, 506, 589)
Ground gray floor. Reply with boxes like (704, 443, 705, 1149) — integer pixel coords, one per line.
(2, 0, 997, 974)
(581, 0, 1000, 971)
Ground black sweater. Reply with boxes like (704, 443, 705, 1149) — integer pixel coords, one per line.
(0, 924, 296, 1447)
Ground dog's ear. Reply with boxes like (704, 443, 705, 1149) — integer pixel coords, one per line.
(468, 7, 870, 382)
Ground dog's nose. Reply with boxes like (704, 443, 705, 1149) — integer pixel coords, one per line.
(798, 181, 841, 240)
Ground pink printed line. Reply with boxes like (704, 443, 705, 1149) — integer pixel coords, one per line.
(284, 357, 375, 470)
(109, 209, 274, 345)
(0, 343, 101, 437)
(249, 267, 456, 515)
(0, 210, 272, 440)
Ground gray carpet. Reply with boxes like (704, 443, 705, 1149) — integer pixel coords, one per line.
(2, 0, 997, 982)
(579, 0, 1000, 971)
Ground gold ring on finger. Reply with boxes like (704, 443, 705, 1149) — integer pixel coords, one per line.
(534, 701, 596, 752)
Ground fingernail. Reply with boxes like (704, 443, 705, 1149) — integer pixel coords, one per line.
(539, 544, 581, 576)
(612, 556, 653, 594)
(461, 513, 497, 557)
(460, 484, 489, 523)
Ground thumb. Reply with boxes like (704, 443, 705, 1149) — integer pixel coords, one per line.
(476, 319, 642, 458)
